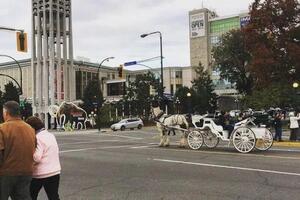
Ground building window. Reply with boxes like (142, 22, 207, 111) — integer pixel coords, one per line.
(176, 84, 182, 91)
(76, 71, 82, 99)
(107, 82, 125, 96)
(92, 73, 97, 80)
(175, 71, 182, 78)
(87, 72, 91, 81)
(170, 84, 174, 95)
(112, 74, 115, 79)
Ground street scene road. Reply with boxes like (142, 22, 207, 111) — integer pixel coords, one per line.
(37, 127, 300, 200)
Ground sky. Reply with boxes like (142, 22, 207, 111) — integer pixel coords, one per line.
(0, 0, 254, 70)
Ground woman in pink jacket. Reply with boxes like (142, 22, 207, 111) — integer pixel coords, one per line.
(26, 116, 61, 200)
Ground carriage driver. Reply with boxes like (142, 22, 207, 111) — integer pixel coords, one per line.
(217, 111, 234, 138)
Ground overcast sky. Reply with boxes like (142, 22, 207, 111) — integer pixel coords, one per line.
(0, 0, 253, 69)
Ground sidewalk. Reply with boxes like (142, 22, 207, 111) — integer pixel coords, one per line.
(273, 141, 300, 147)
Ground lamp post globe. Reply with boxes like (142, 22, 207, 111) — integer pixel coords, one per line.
(292, 82, 299, 88)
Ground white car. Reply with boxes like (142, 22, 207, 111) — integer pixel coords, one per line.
(111, 118, 144, 131)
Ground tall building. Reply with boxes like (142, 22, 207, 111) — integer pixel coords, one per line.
(189, 8, 249, 96)
(31, 0, 74, 125)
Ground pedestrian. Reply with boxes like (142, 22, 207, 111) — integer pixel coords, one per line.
(273, 113, 283, 142)
(26, 116, 61, 200)
(297, 113, 300, 141)
(217, 111, 234, 139)
(289, 112, 300, 141)
(0, 101, 36, 200)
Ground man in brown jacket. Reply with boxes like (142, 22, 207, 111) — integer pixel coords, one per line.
(0, 101, 36, 200)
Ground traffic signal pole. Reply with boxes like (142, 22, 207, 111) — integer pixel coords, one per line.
(96, 57, 114, 132)
(0, 26, 24, 33)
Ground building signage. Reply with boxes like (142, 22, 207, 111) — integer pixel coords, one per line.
(190, 13, 205, 38)
(240, 16, 250, 28)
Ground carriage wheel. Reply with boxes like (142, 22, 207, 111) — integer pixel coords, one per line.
(202, 128, 219, 148)
(187, 130, 204, 150)
(255, 128, 274, 151)
(232, 127, 256, 153)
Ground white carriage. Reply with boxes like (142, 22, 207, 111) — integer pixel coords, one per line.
(187, 115, 274, 153)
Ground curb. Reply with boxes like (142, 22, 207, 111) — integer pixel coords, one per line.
(272, 141, 300, 148)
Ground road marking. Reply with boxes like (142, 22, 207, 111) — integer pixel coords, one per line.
(142, 146, 300, 160)
(100, 134, 143, 140)
(153, 158, 300, 177)
(59, 140, 123, 145)
(270, 148, 300, 153)
(130, 145, 156, 149)
(60, 144, 139, 153)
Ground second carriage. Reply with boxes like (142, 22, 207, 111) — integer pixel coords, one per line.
(187, 115, 274, 153)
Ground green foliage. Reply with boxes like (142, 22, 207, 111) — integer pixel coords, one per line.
(0, 82, 21, 122)
(174, 64, 217, 114)
(82, 80, 103, 129)
(124, 71, 160, 117)
(191, 64, 218, 114)
(174, 86, 192, 113)
(3, 82, 19, 103)
(243, 83, 299, 109)
(213, 29, 253, 95)
(82, 80, 103, 114)
(245, 0, 300, 88)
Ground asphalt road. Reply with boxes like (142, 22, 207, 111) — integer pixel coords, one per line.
(37, 127, 300, 200)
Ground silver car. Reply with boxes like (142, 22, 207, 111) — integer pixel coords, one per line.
(111, 118, 144, 131)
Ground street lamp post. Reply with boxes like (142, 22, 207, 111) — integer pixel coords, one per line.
(96, 57, 114, 132)
(187, 92, 192, 115)
(140, 31, 164, 101)
(234, 98, 239, 110)
(175, 97, 180, 114)
(0, 54, 23, 95)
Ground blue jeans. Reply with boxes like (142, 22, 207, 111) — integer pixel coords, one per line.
(274, 127, 282, 140)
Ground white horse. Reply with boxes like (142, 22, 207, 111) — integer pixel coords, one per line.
(151, 106, 189, 147)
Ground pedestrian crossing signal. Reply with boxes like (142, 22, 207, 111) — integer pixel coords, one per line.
(16, 32, 28, 52)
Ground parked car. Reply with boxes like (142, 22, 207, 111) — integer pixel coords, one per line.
(111, 118, 144, 131)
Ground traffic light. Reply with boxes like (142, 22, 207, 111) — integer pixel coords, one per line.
(118, 65, 123, 78)
(16, 32, 28, 52)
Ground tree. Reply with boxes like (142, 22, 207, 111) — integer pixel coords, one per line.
(244, 0, 300, 88)
(213, 29, 253, 95)
(243, 83, 299, 110)
(174, 86, 193, 114)
(124, 71, 160, 117)
(20, 99, 33, 120)
(82, 80, 103, 115)
(3, 82, 20, 103)
(191, 64, 218, 114)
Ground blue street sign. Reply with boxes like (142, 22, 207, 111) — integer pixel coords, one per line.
(124, 61, 137, 66)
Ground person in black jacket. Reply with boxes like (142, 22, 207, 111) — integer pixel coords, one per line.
(273, 113, 283, 142)
(217, 111, 234, 139)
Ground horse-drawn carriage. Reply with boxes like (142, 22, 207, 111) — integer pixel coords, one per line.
(151, 101, 273, 153)
(187, 115, 274, 153)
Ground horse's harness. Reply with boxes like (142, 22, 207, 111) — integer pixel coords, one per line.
(152, 108, 176, 136)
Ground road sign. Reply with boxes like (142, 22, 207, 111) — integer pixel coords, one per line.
(124, 61, 137, 66)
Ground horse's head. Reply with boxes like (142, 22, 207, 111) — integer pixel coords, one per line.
(48, 105, 59, 118)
